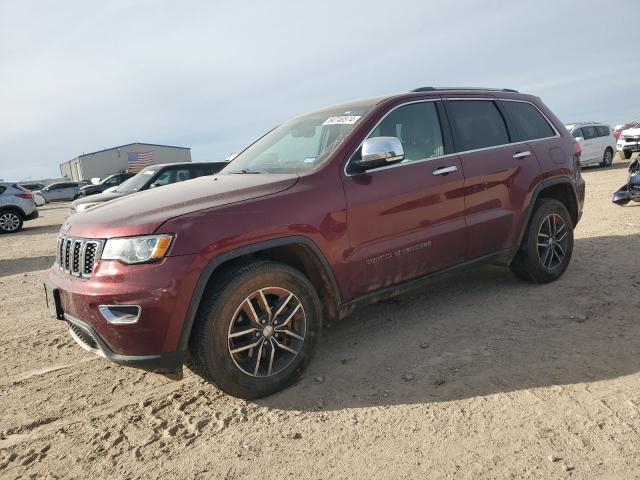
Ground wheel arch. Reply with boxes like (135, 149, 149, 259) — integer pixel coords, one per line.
(0, 206, 26, 219)
(178, 236, 341, 352)
(517, 177, 579, 248)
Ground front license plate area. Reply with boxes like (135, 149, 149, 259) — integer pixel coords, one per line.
(44, 283, 64, 320)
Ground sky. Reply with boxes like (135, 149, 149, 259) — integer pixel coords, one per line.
(1, 0, 639, 181)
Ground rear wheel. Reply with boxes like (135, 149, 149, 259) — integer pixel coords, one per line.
(189, 261, 322, 399)
(0, 211, 23, 233)
(600, 148, 613, 167)
(510, 199, 574, 283)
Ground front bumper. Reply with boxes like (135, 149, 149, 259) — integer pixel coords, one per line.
(44, 253, 201, 373)
(64, 313, 183, 375)
(617, 141, 640, 153)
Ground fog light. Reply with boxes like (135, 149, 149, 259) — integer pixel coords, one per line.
(99, 305, 141, 324)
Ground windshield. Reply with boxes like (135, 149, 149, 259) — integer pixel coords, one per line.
(116, 168, 156, 193)
(222, 102, 376, 175)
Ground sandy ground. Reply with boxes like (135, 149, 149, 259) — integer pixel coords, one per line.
(0, 155, 639, 479)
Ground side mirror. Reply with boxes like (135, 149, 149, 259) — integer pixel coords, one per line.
(612, 187, 631, 205)
(575, 136, 584, 142)
(354, 137, 405, 172)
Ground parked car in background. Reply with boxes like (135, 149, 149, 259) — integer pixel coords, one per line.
(613, 122, 639, 140)
(617, 124, 640, 159)
(46, 87, 585, 399)
(76, 172, 136, 198)
(36, 182, 84, 202)
(19, 183, 47, 206)
(70, 162, 228, 213)
(0, 183, 38, 233)
(565, 122, 616, 167)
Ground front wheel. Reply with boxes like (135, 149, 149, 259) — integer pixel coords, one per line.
(510, 199, 574, 283)
(624, 150, 632, 160)
(189, 261, 322, 399)
(600, 148, 613, 167)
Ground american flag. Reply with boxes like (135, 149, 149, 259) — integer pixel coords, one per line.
(127, 151, 153, 170)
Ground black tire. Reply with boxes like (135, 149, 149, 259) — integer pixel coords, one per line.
(188, 260, 322, 399)
(600, 148, 614, 167)
(624, 150, 632, 160)
(0, 210, 23, 234)
(73, 194, 82, 200)
(510, 199, 574, 283)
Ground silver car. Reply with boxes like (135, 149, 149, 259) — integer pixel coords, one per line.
(0, 182, 38, 233)
(37, 181, 83, 202)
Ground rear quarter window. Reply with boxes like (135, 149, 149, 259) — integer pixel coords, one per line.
(500, 101, 555, 142)
(446, 100, 510, 151)
(596, 125, 610, 137)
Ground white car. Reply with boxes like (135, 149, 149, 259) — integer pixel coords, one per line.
(565, 122, 617, 167)
(616, 125, 640, 159)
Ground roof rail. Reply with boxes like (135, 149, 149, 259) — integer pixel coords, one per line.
(410, 87, 519, 93)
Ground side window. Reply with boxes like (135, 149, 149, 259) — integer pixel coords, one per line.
(152, 170, 173, 186)
(174, 168, 192, 182)
(447, 100, 510, 151)
(596, 125, 610, 137)
(369, 102, 444, 162)
(501, 101, 555, 141)
(572, 128, 583, 139)
(104, 176, 119, 186)
(0, 186, 6, 194)
(582, 126, 597, 140)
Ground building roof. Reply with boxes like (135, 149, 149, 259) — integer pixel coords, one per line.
(76, 142, 190, 159)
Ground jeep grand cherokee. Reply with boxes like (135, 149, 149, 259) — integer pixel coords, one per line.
(45, 87, 585, 399)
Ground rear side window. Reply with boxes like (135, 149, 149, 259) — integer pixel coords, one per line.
(447, 100, 509, 151)
(501, 101, 555, 141)
(582, 126, 597, 140)
(596, 125, 610, 137)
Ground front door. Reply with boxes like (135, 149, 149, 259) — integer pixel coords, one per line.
(341, 100, 466, 299)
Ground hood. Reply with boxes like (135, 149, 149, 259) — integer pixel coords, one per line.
(621, 127, 640, 137)
(72, 190, 127, 207)
(65, 173, 299, 238)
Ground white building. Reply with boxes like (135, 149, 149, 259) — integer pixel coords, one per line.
(60, 142, 191, 181)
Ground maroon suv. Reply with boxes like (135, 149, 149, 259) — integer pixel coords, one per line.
(45, 87, 585, 398)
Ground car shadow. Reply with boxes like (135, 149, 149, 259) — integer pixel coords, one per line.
(259, 233, 640, 411)
(17, 224, 62, 236)
(0, 255, 55, 278)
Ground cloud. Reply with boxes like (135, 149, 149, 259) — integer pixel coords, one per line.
(1, 0, 638, 180)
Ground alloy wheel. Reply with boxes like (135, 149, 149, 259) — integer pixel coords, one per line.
(227, 287, 306, 377)
(537, 213, 568, 270)
(0, 212, 20, 232)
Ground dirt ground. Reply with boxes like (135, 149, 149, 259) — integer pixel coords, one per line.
(1, 155, 639, 479)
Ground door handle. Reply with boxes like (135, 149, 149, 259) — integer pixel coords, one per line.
(512, 151, 531, 159)
(432, 165, 458, 176)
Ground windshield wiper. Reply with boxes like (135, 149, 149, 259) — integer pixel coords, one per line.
(228, 169, 263, 174)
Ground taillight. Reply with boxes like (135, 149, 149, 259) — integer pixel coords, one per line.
(573, 141, 582, 157)
(15, 193, 33, 200)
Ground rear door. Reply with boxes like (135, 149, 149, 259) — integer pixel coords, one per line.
(581, 126, 598, 163)
(341, 100, 466, 297)
(443, 98, 542, 259)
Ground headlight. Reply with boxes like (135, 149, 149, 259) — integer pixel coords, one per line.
(101, 235, 173, 264)
(74, 202, 100, 212)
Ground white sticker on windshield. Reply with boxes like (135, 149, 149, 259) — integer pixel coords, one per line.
(142, 171, 155, 175)
(322, 115, 362, 126)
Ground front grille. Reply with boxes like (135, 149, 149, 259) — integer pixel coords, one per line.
(56, 236, 104, 278)
(67, 321, 98, 350)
